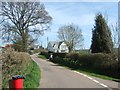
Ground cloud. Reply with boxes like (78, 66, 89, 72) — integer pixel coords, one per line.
(45, 2, 117, 28)
(41, 2, 117, 49)
(45, 3, 96, 28)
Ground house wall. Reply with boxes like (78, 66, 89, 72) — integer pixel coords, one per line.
(59, 42, 69, 53)
(54, 44, 59, 52)
(47, 42, 69, 53)
(47, 43, 54, 52)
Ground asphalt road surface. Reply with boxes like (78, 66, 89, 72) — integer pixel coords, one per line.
(31, 54, 119, 90)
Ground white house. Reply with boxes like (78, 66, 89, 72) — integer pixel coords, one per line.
(33, 44, 40, 49)
(47, 41, 69, 53)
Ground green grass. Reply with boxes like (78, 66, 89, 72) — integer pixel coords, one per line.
(52, 62, 120, 82)
(73, 68, 119, 81)
(76, 69, 118, 81)
(23, 60, 41, 88)
(38, 55, 47, 60)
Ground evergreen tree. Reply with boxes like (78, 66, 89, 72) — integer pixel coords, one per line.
(91, 13, 113, 53)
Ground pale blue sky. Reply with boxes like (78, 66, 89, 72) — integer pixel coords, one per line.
(39, 2, 118, 49)
(0, 1, 118, 49)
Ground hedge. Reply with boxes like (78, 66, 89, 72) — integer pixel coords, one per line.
(52, 53, 119, 79)
(39, 51, 119, 78)
(40, 52, 67, 59)
(53, 53, 67, 58)
(39, 51, 49, 59)
(2, 48, 32, 88)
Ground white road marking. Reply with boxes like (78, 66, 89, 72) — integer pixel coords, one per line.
(92, 79, 100, 83)
(100, 83, 108, 88)
(73, 71, 111, 89)
(87, 76, 93, 80)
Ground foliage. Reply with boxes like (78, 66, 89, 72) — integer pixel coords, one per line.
(52, 52, 119, 79)
(53, 53, 67, 59)
(12, 35, 37, 52)
(30, 47, 34, 50)
(57, 23, 84, 52)
(38, 55, 47, 60)
(39, 51, 49, 59)
(91, 13, 113, 53)
(2, 49, 30, 87)
(2, 48, 40, 88)
(12, 37, 23, 52)
(0, 2, 52, 52)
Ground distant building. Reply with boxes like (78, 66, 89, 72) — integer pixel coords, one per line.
(33, 44, 40, 49)
(28, 44, 40, 50)
(47, 41, 69, 53)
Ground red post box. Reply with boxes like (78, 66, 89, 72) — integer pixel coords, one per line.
(11, 75, 25, 90)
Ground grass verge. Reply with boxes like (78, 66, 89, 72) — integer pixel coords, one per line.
(76, 69, 119, 81)
(38, 55, 47, 60)
(23, 60, 41, 88)
(52, 62, 120, 82)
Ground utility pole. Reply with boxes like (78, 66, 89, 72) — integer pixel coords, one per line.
(47, 37, 49, 44)
(47, 37, 49, 48)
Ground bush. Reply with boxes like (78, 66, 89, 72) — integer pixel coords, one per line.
(53, 53, 67, 59)
(40, 52, 67, 59)
(2, 48, 32, 88)
(40, 51, 49, 59)
(34, 49, 43, 53)
(51, 52, 119, 79)
(30, 47, 34, 50)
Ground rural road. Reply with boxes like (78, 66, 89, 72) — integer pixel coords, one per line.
(31, 54, 119, 89)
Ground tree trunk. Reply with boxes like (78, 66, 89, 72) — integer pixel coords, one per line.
(21, 32, 28, 52)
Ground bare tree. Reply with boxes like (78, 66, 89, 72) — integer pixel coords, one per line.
(57, 23, 84, 52)
(0, 2, 52, 52)
(12, 34, 37, 52)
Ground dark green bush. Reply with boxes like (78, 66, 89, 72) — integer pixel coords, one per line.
(30, 47, 34, 50)
(40, 51, 49, 59)
(51, 52, 119, 79)
(53, 53, 67, 59)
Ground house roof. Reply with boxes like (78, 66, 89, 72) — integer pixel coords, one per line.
(48, 41, 69, 52)
(58, 42, 63, 48)
(49, 41, 64, 48)
(49, 41, 57, 47)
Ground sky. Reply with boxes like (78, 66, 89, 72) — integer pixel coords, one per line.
(0, 0, 119, 49)
(39, 1, 118, 49)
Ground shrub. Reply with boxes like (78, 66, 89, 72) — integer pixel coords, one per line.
(2, 48, 32, 88)
(66, 53, 79, 61)
(34, 49, 42, 53)
(40, 51, 49, 59)
(53, 53, 67, 59)
(51, 52, 119, 79)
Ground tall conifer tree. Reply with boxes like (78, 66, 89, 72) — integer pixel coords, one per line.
(91, 13, 113, 53)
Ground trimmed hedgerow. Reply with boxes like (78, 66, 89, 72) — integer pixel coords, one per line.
(52, 53, 119, 79)
(53, 53, 67, 59)
(2, 48, 40, 88)
(39, 51, 49, 59)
